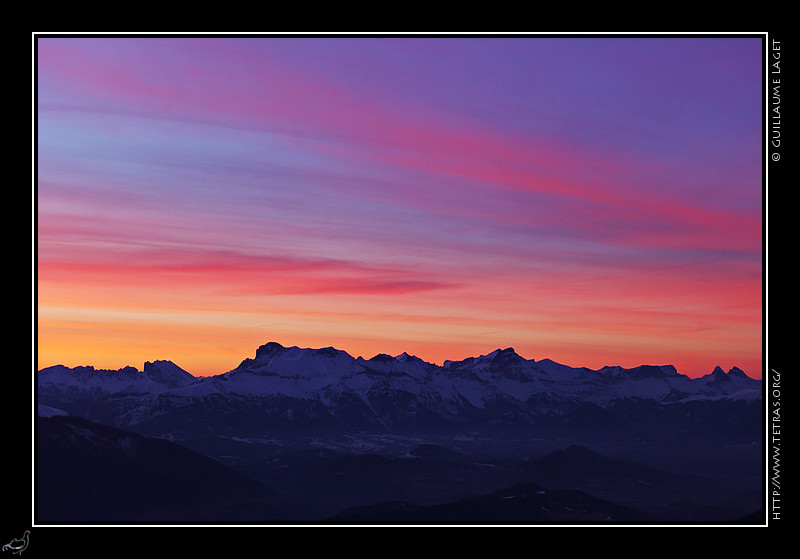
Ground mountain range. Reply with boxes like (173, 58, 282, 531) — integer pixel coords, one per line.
(37, 342, 760, 441)
(35, 341, 764, 524)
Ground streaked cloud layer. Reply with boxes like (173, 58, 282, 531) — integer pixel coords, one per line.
(36, 36, 763, 378)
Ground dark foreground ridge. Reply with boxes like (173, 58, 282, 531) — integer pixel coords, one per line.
(37, 415, 297, 523)
(36, 413, 763, 525)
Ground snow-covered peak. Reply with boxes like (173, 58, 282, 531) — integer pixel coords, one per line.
(37, 362, 193, 396)
(697, 365, 760, 397)
(443, 348, 525, 371)
(38, 364, 140, 378)
(365, 353, 396, 363)
(484, 347, 519, 359)
(143, 360, 195, 388)
(709, 365, 729, 378)
(37, 342, 761, 408)
(37, 364, 143, 389)
(727, 366, 750, 379)
(237, 343, 357, 373)
(701, 366, 737, 384)
(532, 358, 582, 376)
(355, 353, 434, 384)
(219, 343, 366, 397)
(253, 341, 286, 360)
(394, 352, 422, 363)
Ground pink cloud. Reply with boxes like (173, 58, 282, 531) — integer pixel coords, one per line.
(38, 38, 761, 259)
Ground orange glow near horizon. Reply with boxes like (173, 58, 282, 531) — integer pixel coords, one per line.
(36, 37, 763, 380)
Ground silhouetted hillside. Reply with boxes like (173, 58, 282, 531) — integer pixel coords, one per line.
(36, 415, 297, 523)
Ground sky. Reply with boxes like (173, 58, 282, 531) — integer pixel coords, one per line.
(35, 35, 764, 379)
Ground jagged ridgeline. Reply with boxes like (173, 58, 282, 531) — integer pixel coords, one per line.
(37, 342, 761, 444)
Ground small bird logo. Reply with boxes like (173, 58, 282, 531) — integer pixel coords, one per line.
(2, 531, 29, 555)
